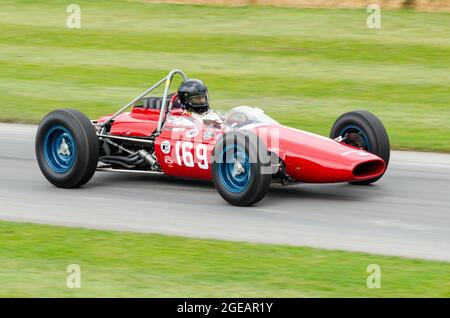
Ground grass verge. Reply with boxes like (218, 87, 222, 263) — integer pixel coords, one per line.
(0, 221, 449, 297)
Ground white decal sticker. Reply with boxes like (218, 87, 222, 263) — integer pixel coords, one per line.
(171, 127, 186, 132)
(203, 130, 215, 140)
(164, 155, 173, 167)
(342, 150, 359, 156)
(164, 156, 173, 164)
(161, 140, 171, 154)
(342, 150, 370, 157)
(185, 129, 199, 138)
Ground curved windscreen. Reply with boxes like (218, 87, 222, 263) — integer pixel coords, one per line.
(223, 106, 278, 128)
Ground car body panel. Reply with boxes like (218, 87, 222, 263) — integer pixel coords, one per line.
(254, 125, 385, 183)
(98, 107, 386, 183)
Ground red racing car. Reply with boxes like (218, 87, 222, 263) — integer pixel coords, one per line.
(35, 70, 390, 206)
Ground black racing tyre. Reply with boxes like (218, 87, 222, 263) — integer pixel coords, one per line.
(211, 131, 272, 206)
(35, 109, 99, 188)
(330, 110, 390, 185)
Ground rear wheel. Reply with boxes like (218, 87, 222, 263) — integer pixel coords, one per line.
(35, 109, 99, 188)
(330, 110, 390, 185)
(211, 131, 272, 206)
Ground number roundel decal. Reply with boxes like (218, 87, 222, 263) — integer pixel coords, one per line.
(175, 141, 208, 170)
(160, 140, 171, 154)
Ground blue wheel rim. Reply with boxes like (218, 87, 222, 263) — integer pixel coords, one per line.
(43, 126, 76, 173)
(217, 145, 251, 193)
(339, 125, 371, 152)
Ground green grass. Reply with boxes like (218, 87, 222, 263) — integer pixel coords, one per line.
(0, 221, 449, 297)
(0, 1, 449, 151)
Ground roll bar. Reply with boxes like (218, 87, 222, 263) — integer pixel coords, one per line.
(100, 69, 189, 134)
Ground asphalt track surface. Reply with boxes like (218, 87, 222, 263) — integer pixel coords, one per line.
(0, 123, 449, 261)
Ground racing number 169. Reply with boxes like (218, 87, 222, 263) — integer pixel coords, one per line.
(175, 141, 208, 170)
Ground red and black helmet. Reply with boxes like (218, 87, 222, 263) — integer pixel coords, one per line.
(177, 79, 209, 114)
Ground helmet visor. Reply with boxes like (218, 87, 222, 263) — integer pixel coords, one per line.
(189, 94, 208, 106)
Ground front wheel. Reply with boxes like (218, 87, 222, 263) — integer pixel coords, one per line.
(35, 109, 99, 188)
(211, 131, 272, 206)
(330, 110, 390, 185)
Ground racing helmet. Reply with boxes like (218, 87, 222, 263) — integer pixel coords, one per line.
(177, 79, 209, 114)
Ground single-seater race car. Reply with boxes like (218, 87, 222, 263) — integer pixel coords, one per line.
(35, 70, 390, 206)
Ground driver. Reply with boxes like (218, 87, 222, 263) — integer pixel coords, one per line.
(177, 79, 223, 129)
(177, 79, 210, 114)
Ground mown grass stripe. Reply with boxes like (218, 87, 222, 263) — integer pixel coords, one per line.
(0, 221, 449, 297)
